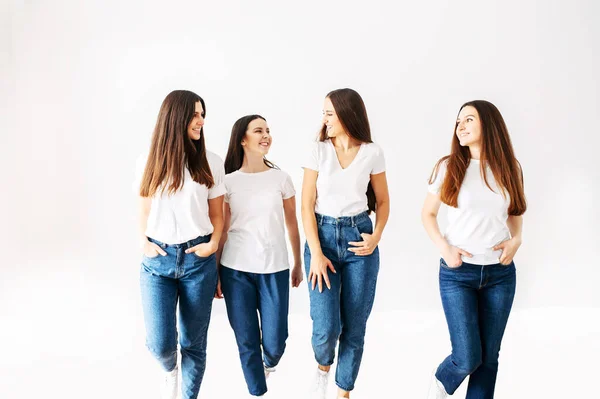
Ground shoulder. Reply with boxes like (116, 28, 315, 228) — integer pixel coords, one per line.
(206, 150, 224, 165)
(362, 141, 384, 155)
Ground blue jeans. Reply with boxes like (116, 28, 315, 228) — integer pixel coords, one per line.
(436, 258, 516, 399)
(140, 234, 218, 399)
(304, 211, 380, 392)
(220, 266, 290, 396)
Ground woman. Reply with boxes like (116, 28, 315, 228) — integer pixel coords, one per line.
(217, 114, 303, 397)
(301, 88, 390, 399)
(422, 100, 526, 399)
(135, 90, 225, 399)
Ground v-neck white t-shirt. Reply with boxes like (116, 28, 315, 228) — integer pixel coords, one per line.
(303, 140, 386, 217)
(428, 159, 511, 265)
(221, 168, 296, 274)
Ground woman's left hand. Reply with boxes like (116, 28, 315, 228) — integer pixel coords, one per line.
(493, 237, 522, 265)
(185, 241, 218, 258)
(348, 233, 380, 256)
(291, 264, 304, 287)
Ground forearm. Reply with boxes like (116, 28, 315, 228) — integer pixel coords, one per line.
(422, 212, 450, 252)
(507, 215, 523, 242)
(301, 205, 322, 256)
(286, 219, 302, 267)
(372, 199, 390, 240)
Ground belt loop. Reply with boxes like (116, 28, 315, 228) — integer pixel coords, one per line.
(351, 214, 356, 227)
(318, 214, 323, 225)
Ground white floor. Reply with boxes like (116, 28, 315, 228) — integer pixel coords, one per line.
(1, 292, 598, 398)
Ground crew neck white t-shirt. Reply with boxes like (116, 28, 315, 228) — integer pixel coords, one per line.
(302, 140, 386, 217)
(220, 168, 296, 274)
(134, 151, 226, 245)
(428, 159, 511, 265)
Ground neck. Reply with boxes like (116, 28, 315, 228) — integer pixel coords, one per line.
(468, 145, 481, 160)
(240, 152, 269, 173)
(332, 133, 358, 151)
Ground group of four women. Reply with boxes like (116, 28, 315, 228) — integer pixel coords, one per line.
(135, 88, 526, 399)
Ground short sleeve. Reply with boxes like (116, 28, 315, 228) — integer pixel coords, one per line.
(428, 159, 448, 194)
(133, 152, 148, 195)
(208, 153, 227, 199)
(302, 142, 320, 171)
(371, 144, 386, 175)
(223, 175, 231, 203)
(281, 172, 296, 199)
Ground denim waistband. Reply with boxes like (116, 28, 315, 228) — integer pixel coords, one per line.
(315, 211, 370, 227)
(148, 234, 211, 249)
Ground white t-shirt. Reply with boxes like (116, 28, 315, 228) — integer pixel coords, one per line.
(302, 140, 386, 217)
(220, 168, 296, 274)
(428, 159, 511, 265)
(134, 151, 226, 245)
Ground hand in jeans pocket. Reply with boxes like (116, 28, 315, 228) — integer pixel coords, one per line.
(441, 245, 473, 268)
(142, 239, 166, 258)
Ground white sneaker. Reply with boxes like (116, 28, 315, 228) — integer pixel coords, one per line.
(427, 369, 448, 399)
(161, 366, 178, 399)
(311, 368, 329, 399)
(264, 364, 276, 379)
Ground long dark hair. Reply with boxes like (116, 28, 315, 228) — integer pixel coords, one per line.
(224, 114, 277, 174)
(140, 90, 214, 197)
(429, 100, 527, 215)
(320, 88, 378, 213)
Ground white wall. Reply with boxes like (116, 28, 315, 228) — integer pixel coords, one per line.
(3, 0, 599, 321)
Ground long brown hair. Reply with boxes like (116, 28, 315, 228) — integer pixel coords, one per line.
(429, 100, 527, 215)
(320, 88, 378, 213)
(139, 90, 215, 197)
(224, 114, 277, 174)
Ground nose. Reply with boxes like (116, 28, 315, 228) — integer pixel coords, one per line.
(197, 116, 205, 126)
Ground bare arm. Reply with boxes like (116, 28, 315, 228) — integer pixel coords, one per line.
(347, 172, 390, 256)
(216, 202, 231, 267)
(137, 196, 166, 256)
(421, 192, 472, 267)
(371, 172, 390, 241)
(301, 168, 335, 292)
(283, 196, 303, 287)
(493, 215, 523, 265)
(301, 169, 322, 256)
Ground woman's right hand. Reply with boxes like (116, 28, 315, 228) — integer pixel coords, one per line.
(441, 245, 472, 268)
(142, 239, 167, 258)
(214, 278, 224, 299)
(308, 252, 336, 293)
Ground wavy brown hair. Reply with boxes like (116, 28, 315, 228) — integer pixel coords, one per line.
(429, 100, 526, 216)
(320, 88, 378, 213)
(139, 90, 214, 197)
(224, 114, 277, 174)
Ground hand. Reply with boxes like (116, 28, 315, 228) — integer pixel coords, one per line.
(291, 264, 303, 288)
(142, 239, 167, 258)
(308, 253, 336, 293)
(441, 245, 472, 268)
(214, 277, 224, 299)
(185, 241, 218, 258)
(493, 237, 521, 265)
(348, 233, 380, 256)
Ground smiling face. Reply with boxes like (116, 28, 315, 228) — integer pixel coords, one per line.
(241, 117, 271, 156)
(455, 105, 482, 147)
(322, 96, 345, 138)
(187, 101, 205, 140)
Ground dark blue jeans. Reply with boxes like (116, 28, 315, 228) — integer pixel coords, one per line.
(220, 266, 290, 397)
(304, 211, 380, 392)
(140, 234, 218, 399)
(436, 258, 516, 399)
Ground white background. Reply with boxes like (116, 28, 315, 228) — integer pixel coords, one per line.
(2, 0, 599, 397)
